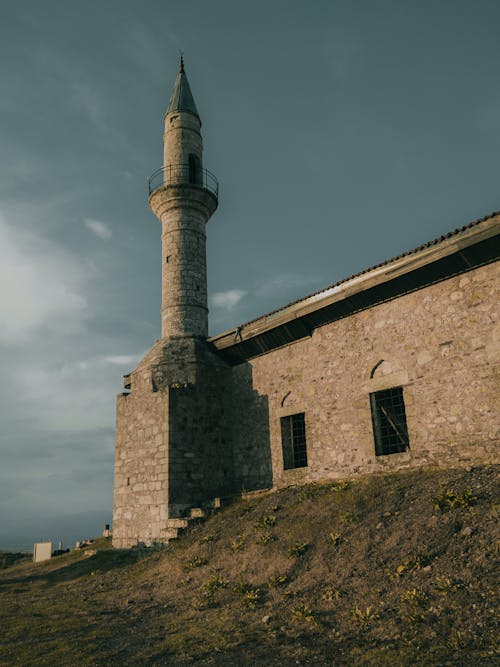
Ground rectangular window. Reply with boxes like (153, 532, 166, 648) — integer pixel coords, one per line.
(281, 413, 308, 469)
(370, 386, 409, 456)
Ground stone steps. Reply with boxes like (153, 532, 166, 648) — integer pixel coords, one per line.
(160, 506, 208, 542)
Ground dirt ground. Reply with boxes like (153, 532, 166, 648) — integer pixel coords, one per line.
(0, 464, 498, 666)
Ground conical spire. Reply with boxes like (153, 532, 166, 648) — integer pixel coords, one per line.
(166, 56, 199, 118)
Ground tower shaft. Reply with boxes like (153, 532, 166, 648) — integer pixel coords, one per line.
(149, 61, 217, 340)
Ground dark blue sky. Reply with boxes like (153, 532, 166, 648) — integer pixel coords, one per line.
(0, 0, 498, 549)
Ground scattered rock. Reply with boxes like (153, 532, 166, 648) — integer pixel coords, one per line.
(461, 526, 474, 537)
(376, 522, 383, 530)
(262, 615, 271, 624)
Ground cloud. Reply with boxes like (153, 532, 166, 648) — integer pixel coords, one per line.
(0, 213, 87, 344)
(15, 357, 116, 432)
(255, 273, 320, 298)
(103, 354, 140, 366)
(211, 289, 247, 310)
(84, 218, 112, 240)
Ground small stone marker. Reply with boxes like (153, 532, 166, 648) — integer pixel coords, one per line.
(33, 542, 52, 563)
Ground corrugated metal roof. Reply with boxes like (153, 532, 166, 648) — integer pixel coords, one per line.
(166, 58, 199, 118)
(217, 210, 500, 334)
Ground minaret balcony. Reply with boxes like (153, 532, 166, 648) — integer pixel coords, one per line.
(148, 164, 219, 199)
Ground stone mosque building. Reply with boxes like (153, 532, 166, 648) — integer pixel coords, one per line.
(112, 60, 499, 548)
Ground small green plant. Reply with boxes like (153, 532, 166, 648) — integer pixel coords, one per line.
(180, 575, 192, 586)
(229, 534, 247, 553)
(447, 630, 470, 650)
(291, 604, 316, 623)
(256, 531, 276, 545)
(340, 512, 359, 524)
(331, 479, 353, 492)
(255, 514, 277, 530)
(269, 504, 281, 512)
(351, 605, 379, 627)
(327, 531, 342, 546)
(322, 586, 343, 601)
(401, 588, 428, 607)
(282, 590, 297, 599)
(435, 577, 461, 594)
(184, 555, 208, 570)
(268, 574, 288, 587)
(403, 612, 428, 626)
(432, 487, 477, 511)
(233, 582, 262, 607)
(200, 533, 217, 544)
(198, 572, 227, 598)
(393, 555, 428, 577)
(287, 542, 309, 558)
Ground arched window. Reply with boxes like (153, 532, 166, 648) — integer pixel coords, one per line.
(188, 154, 201, 184)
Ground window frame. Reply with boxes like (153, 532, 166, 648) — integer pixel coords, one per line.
(280, 412, 308, 470)
(370, 386, 410, 456)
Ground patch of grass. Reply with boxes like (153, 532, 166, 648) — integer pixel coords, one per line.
(351, 605, 379, 627)
(432, 487, 477, 511)
(228, 534, 247, 553)
(198, 571, 227, 599)
(392, 554, 429, 577)
(327, 531, 342, 546)
(232, 582, 262, 607)
(403, 611, 429, 626)
(0, 552, 31, 569)
(268, 574, 288, 587)
(255, 514, 277, 530)
(331, 479, 353, 492)
(434, 577, 462, 594)
(291, 603, 316, 623)
(401, 587, 428, 607)
(299, 483, 334, 500)
(255, 531, 276, 545)
(184, 555, 208, 570)
(1, 465, 498, 666)
(322, 586, 343, 601)
(447, 630, 476, 650)
(287, 542, 309, 558)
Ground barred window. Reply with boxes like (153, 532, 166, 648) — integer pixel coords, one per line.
(370, 386, 409, 456)
(281, 413, 308, 470)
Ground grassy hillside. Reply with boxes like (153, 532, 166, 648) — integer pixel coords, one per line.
(0, 465, 498, 666)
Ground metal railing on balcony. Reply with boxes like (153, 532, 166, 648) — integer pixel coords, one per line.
(148, 164, 219, 197)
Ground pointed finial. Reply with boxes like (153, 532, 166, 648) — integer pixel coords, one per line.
(179, 50, 184, 73)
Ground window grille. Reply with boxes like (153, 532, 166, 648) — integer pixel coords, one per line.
(281, 413, 308, 469)
(370, 386, 409, 456)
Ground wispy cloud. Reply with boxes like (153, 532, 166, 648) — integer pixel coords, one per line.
(211, 289, 247, 310)
(255, 272, 320, 298)
(0, 213, 87, 344)
(84, 218, 112, 240)
(103, 354, 140, 366)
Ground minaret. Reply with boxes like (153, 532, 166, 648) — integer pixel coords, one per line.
(149, 57, 218, 339)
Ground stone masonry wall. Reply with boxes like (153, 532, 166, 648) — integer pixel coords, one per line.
(113, 338, 234, 547)
(113, 345, 169, 548)
(230, 261, 499, 492)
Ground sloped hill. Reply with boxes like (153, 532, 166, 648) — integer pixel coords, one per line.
(1, 465, 498, 666)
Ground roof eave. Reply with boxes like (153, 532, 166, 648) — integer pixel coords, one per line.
(209, 213, 500, 353)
